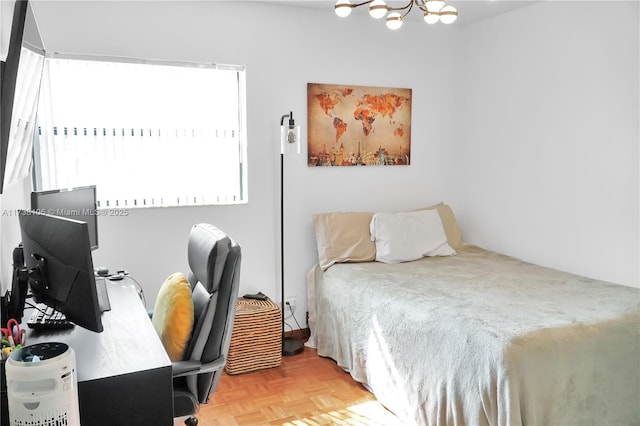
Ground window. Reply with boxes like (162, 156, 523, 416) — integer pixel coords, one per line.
(33, 55, 247, 207)
(3, 46, 45, 188)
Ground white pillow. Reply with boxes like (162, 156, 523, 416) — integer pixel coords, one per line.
(370, 209, 456, 264)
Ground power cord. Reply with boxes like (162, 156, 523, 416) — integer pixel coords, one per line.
(284, 301, 303, 331)
(109, 270, 146, 307)
(24, 301, 47, 315)
(124, 274, 146, 307)
(283, 302, 294, 320)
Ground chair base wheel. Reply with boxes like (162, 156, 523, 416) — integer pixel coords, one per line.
(184, 416, 198, 426)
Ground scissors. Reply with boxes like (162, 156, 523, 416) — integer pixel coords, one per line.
(1, 318, 26, 348)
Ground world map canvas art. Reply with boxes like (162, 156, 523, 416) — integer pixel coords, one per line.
(307, 82, 412, 167)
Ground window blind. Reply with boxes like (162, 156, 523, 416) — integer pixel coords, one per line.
(33, 55, 247, 207)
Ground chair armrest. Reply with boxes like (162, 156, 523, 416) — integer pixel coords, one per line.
(172, 361, 202, 377)
(199, 355, 226, 374)
(171, 356, 226, 378)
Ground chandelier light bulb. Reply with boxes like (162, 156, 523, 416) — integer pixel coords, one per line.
(423, 11, 439, 24)
(439, 5, 458, 24)
(332, 0, 459, 28)
(368, 0, 388, 19)
(335, 0, 353, 18)
(287, 128, 297, 144)
(386, 12, 403, 30)
(425, 0, 445, 12)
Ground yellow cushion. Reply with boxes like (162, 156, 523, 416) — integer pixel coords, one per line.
(152, 272, 194, 361)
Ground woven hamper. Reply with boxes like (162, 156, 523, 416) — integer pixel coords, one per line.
(225, 297, 282, 375)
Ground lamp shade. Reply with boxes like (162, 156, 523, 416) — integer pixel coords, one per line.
(281, 124, 301, 154)
(385, 12, 403, 30)
(425, 0, 444, 12)
(423, 11, 439, 24)
(439, 5, 457, 24)
(368, 0, 387, 19)
(335, 0, 352, 17)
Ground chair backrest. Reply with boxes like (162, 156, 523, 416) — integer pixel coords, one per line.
(183, 223, 241, 403)
(187, 224, 231, 293)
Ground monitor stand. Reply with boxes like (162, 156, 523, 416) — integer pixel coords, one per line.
(95, 278, 111, 312)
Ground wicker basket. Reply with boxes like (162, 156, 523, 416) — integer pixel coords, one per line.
(225, 297, 282, 375)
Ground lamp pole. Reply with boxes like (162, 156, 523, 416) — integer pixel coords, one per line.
(280, 112, 303, 356)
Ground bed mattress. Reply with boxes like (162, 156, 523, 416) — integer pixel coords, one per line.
(306, 245, 640, 425)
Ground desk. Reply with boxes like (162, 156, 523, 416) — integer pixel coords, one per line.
(2, 277, 173, 426)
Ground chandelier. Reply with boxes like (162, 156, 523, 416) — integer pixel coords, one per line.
(334, 0, 458, 30)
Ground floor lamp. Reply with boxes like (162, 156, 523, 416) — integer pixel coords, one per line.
(280, 111, 304, 356)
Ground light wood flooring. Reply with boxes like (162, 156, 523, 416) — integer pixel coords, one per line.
(175, 347, 403, 426)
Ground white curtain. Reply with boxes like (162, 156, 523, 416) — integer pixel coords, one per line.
(3, 46, 44, 186)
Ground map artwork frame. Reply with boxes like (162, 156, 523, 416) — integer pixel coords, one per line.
(307, 82, 411, 167)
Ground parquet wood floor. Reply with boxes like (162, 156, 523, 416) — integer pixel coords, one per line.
(175, 347, 403, 426)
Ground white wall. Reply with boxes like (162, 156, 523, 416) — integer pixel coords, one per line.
(2, 0, 636, 325)
(23, 1, 460, 325)
(451, 1, 639, 287)
(0, 176, 32, 293)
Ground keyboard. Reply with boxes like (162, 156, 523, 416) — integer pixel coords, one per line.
(26, 279, 112, 330)
(27, 303, 74, 330)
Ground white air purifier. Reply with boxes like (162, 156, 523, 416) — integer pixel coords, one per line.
(6, 342, 80, 426)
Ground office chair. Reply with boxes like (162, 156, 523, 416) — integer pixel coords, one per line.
(171, 224, 242, 426)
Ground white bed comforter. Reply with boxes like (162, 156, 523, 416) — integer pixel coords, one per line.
(306, 245, 640, 426)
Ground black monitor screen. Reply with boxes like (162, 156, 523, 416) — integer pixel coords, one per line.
(18, 210, 103, 333)
(31, 186, 98, 250)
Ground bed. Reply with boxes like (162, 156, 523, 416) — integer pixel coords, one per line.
(306, 205, 640, 426)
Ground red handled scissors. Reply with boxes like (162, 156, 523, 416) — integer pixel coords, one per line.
(1, 318, 26, 348)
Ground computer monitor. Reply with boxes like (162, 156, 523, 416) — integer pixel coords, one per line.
(18, 210, 103, 333)
(30, 186, 99, 250)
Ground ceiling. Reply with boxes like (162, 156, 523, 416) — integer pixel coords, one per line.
(266, 0, 539, 26)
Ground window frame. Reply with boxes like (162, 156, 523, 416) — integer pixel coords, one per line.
(32, 53, 249, 208)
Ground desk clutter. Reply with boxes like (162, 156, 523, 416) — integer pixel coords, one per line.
(26, 304, 74, 331)
(1, 319, 25, 361)
(225, 296, 281, 375)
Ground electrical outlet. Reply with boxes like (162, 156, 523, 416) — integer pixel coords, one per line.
(285, 297, 296, 311)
